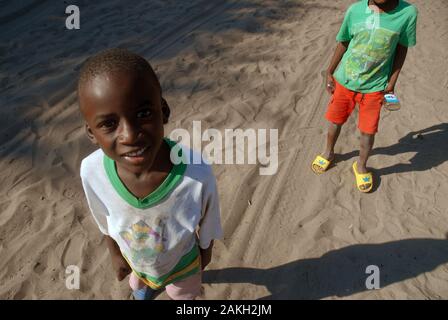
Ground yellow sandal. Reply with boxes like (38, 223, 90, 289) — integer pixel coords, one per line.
(311, 155, 332, 174)
(352, 161, 373, 193)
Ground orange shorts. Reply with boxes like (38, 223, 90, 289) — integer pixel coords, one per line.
(325, 80, 384, 134)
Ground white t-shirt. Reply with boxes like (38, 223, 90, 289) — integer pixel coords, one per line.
(80, 139, 222, 288)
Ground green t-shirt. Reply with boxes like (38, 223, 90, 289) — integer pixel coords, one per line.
(334, 0, 418, 93)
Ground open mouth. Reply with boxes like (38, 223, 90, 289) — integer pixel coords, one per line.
(122, 146, 149, 158)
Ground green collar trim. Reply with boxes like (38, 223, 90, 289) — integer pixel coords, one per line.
(103, 138, 187, 209)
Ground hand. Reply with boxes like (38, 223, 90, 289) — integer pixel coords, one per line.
(111, 253, 132, 281)
(383, 83, 395, 94)
(326, 73, 335, 95)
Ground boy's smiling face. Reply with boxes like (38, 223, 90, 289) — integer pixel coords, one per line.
(79, 69, 168, 173)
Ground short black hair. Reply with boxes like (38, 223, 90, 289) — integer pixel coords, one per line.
(77, 48, 161, 92)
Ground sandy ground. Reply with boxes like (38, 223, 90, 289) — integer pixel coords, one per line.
(1, 0, 448, 299)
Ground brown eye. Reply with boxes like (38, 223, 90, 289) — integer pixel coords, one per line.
(100, 120, 117, 130)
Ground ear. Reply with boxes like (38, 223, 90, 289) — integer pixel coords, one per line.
(85, 123, 98, 145)
(161, 97, 170, 124)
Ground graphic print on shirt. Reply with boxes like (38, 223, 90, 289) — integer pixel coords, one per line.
(119, 218, 167, 263)
(344, 20, 398, 83)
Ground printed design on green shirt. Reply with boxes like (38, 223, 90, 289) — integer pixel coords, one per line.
(344, 22, 398, 83)
(119, 218, 167, 263)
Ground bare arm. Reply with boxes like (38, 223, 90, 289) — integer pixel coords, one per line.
(385, 43, 408, 93)
(105, 235, 132, 281)
(326, 41, 350, 94)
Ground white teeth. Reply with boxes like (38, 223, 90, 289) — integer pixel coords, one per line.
(125, 146, 147, 157)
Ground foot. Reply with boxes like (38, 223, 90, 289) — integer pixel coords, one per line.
(357, 162, 368, 174)
(352, 162, 373, 193)
(322, 151, 335, 163)
(311, 153, 334, 174)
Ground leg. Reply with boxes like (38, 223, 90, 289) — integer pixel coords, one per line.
(312, 121, 342, 174)
(322, 121, 342, 161)
(322, 80, 355, 161)
(351, 92, 382, 192)
(358, 132, 375, 174)
(129, 272, 156, 300)
(312, 80, 355, 174)
(165, 272, 202, 300)
(357, 91, 382, 174)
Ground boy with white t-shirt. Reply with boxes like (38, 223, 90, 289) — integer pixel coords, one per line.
(78, 48, 222, 300)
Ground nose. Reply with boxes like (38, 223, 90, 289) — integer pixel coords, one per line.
(117, 119, 141, 144)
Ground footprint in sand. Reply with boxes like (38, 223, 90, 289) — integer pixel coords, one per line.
(61, 232, 85, 269)
(33, 261, 46, 275)
(359, 196, 380, 235)
(314, 218, 337, 240)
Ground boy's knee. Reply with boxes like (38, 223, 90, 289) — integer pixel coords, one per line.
(328, 121, 343, 129)
(360, 131, 375, 137)
(335, 123, 343, 129)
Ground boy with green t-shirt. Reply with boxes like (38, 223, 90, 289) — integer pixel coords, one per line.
(311, 0, 418, 192)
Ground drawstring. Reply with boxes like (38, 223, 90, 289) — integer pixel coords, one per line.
(354, 92, 365, 102)
(353, 92, 365, 103)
